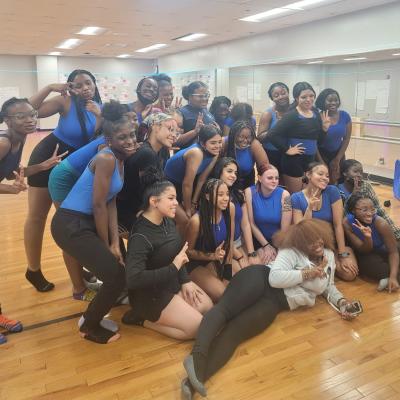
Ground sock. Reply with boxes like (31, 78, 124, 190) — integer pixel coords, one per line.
(25, 269, 54, 292)
(192, 352, 207, 383)
(73, 288, 97, 302)
(0, 314, 23, 333)
(79, 321, 120, 344)
(0, 333, 7, 345)
(78, 316, 119, 333)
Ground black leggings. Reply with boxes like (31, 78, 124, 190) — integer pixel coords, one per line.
(192, 265, 288, 381)
(51, 209, 125, 328)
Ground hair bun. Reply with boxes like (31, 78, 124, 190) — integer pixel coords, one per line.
(181, 85, 189, 100)
(140, 166, 166, 187)
(101, 100, 126, 122)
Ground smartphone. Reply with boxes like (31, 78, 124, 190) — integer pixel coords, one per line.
(345, 300, 363, 316)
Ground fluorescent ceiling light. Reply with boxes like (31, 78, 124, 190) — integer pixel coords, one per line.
(48, 51, 62, 56)
(77, 26, 106, 35)
(117, 54, 131, 58)
(307, 60, 324, 64)
(343, 57, 367, 61)
(56, 38, 83, 49)
(135, 43, 167, 53)
(392, 53, 400, 56)
(240, 0, 329, 22)
(176, 33, 208, 42)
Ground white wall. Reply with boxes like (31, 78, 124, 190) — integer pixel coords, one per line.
(158, 2, 400, 73)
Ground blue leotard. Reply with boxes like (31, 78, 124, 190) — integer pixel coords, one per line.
(346, 213, 385, 250)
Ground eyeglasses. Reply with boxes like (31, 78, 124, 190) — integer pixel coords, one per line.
(355, 207, 377, 214)
(191, 93, 210, 99)
(7, 111, 38, 121)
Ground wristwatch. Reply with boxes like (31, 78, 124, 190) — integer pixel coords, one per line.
(338, 252, 350, 258)
(248, 251, 257, 258)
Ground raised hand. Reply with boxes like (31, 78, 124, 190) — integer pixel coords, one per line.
(214, 241, 226, 263)
(174, 97, 183, 110)
(286, 143, 305, 156)
(321, 110, 331, 132)
(388, 277, 400, 293)
(141, 104, 153, 120)
(173, 242, 189, 269)
(352, 219, 372, 238)
(194, 113, 204, 134)
(49, 83, 74, 97)
(40, 144, 68, 171)
(352, 176, 362, 192)
(308, 188, 321, 211)
(85, 100, 101, 117)
(11, 165, 27, 193)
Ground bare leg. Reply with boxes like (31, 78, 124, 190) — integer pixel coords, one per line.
(189, 263, 227, 303)
(175, 205, 189, 237)
(282, 175, 303, 194)
(144, 295, 203, 340)
(335, 246, 358, 281)
(24, 187, 52, 272)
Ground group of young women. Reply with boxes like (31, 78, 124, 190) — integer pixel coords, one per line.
(1, 69, 399, 398)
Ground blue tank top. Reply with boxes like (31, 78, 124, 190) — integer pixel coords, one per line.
(164, 143, 213, 184)
(224, 137, 254, 176)
(61, 148, 124, 215)
(291, 185, 341, 223)
(347, 213, 385, 250)
(53, 99, 98, 149)
(0, 133, 23, 181)
(320, 110, 351, 153)
(65, 136, 106, 174)
(233, 200, 243, 240)
(251, 185, 284, 241)
(196, 214, 227, 250)
(263, 107, 279, 151)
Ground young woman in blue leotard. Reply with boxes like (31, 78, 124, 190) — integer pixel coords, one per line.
(48, 101, 138, 301)
(316, 89, 352, 184)
(291, 162, 358, 281)
(257, 82, 290, 173)
(343, 193, 400, 293)
(185, 179, 234, 302)
(245, 163, 292, 265)
(211, 157, 260, 271)
(51, 101, 136, 344)
(224, 120, 269, 189)
(24, 69, 102, 292)
(164, 124, 222, 229)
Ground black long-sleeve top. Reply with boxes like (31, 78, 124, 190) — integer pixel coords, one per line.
(126, 215, 190, 291)
(264, 108, 326, 155)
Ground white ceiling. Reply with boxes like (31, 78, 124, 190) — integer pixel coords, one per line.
(0, 0, 396, 59)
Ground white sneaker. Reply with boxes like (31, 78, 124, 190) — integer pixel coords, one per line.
(377, 278, 389, 291)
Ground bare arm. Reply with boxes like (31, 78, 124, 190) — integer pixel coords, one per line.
(257, 111, 272, 139)
(280, 190, 293, 232)
(331, 199, 347, 253)
(92, 152, 115, 245)
(182, 149, 202, 215)
(192, 155, 219, 206)
(107, 197, 120, 247)
(240, 198, 255, 253)
(335, 120, 352, 161)
(251, 139, 269, 167)
(175, 129, 197, 147)
(343, 219, 372, 253)
(29, 84, 70, 117)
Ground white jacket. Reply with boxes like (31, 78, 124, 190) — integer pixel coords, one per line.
(269, 248, 343, 310)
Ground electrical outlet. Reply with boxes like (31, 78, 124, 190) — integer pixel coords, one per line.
(378, 157, 385, 165)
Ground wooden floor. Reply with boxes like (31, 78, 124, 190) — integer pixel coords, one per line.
(1, 133, 400, 400)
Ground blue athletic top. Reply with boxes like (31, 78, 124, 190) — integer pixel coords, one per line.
(233, 199, 243, 241)
(179, 105, 215, 148)
(291, 185, 341, 223)
(0, 133, 23, 181)
(164, 143, 213, 184)
(64, 136, 106, 174)
(320, 111, 351, 153)
(224, 137, 254, 176)
(251, 185, 284, 241)
(53, 99, 98, 149)
(196, 214, 227, 250)
(61, 148, 124, 215)
(224, 116, 257, 128)
(262, 107, 279, 151)
(346, 213, 385, 250)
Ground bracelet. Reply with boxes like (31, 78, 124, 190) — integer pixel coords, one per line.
(235, 256, 244, 261)
(302, 268, 312, 281)
(263, 243, 270, 248)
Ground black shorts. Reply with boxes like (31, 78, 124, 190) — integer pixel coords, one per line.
(319, 148, 341, 165)
(27, 133, 76, 187)
(265, 149, 282, 174)
(281, 154, 315, 178)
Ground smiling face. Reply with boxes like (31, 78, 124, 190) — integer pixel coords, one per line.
(153, 119, 177, 148)
(152, 185, 178, 218)
(353, 198, 376, 225)
(297, 89, 315, 111)
(215, 103, 230, 121)
(139, 78, 158, 102)
(4, 102, 37, 135)
(159, 83, 174, 108)
(259, 167, 279, 191)
(235, 128, 253, 149)
(189, 86, 210, 109)
(108, 122, 138, 159)
(202, 134, 222, 156)
(271, 85, 289, 108)
(307, 164, 329, 190)
(325, 93, 340, 113)
(72, 73, 96, 101)
(220, 162, 238, 187)
(215, 182, 230, 211)
(307, 238, 325, 258)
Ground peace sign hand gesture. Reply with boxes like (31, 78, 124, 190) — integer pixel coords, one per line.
(11, 165, 27, 194)
(214, 241, 226, 263)
(194, 113, 204, 134)
(308, 188, 321, 210)
(321, 110, 331, 132)
(40, 144, 69, 171)
(352, 219, 372, 238)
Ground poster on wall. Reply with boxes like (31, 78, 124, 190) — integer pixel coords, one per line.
(355, 81, 366, 111)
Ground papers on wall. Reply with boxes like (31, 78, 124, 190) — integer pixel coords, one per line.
(375, 81, 390, 114)
(247, 83, 261, 101)
(236, 86, 248, 102)
(355, 81, 366, 111)
(0, 86, 20, 108)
